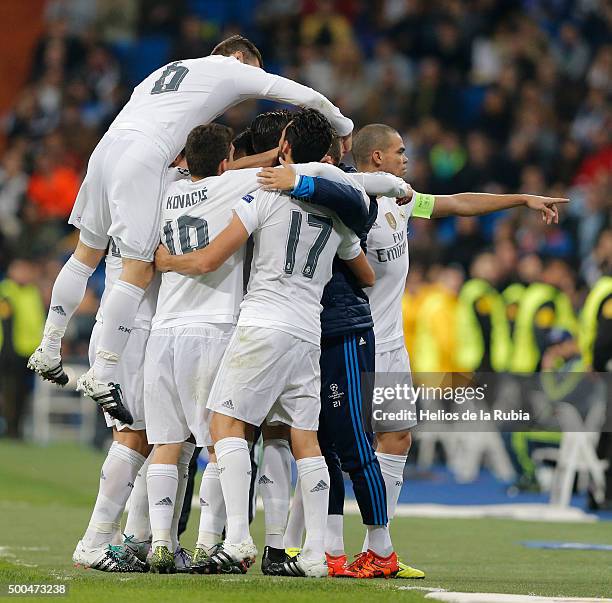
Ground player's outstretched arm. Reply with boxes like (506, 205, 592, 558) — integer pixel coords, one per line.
(154, 215, 249, 276)
(422, 192, 568, 224)
(231, 63, 353, 138)
(343, 250, 375, 288)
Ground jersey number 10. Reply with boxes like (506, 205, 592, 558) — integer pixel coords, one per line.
(163, 216, 208, 255)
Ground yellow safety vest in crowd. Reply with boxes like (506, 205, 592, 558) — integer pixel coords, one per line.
(580, 276, 612, 368)
(510, 283, 578, 373)
(0, 279, 45, 357)
(502, 283, 526, 330)
(456, 279, 512, 372)
(409, 284, 461, 374)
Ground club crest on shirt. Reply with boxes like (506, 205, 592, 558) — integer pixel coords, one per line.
(385, 212, 397, 230)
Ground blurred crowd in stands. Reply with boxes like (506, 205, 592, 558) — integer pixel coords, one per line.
(0, 0, 610, 436)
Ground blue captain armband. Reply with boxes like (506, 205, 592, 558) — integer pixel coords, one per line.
(290, 174, 315, 200)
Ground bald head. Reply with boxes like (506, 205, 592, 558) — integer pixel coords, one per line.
(352, 124, 407, 177)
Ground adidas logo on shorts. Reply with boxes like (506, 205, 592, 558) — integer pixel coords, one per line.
(199, 498, 209, 506)
(359, 337, 366, 345)
(221, 399, 234, 410)
(51, 305, 66, 316)
(310, 480, 329, 493)
(258, 474, 273, 485)
(155, 497, 173, 506)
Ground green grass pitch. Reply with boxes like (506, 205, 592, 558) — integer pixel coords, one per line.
(0, 441, 610, 602)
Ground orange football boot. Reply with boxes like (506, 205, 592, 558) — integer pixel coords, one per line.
(347, 550, 399, 579)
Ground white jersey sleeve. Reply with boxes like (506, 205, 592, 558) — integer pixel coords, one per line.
(293, 162, 370, 208)
(336, 221, 362, 261)
(233, 188, 276, 235)
(228, 62, 353, 137)
(295, 162, 410, 198)
(349, 172, 411, 198)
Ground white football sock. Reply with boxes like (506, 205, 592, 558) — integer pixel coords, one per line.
(82, 442, 145, 550)
(215, 437, 251, 545)
(365, 524, 393, 557)
(283, 477, 304, 549)
(92, 280, 145, 383)
(297, 456, 329, 563)
(171, 442, 195, 552)
(362, 452, 406, 551)
(147, 463, 178, 550)
(124, 453, 151, 542)
(42, 255, 95, 360)
(197, 462, 226, 550)
(260, 439, 291, 549)
(325, 514, 345, 556)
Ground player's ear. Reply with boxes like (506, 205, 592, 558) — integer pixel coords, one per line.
(232, 50, 245, 64)
(281, 139, 291, 159)
(321, 154, 334, 165)
(372, 150, 383, 168)
(217, 158, 228, 175)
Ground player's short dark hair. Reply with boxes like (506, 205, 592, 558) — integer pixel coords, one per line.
(284, 109, 334, 164)
(232, 128, 254, 159)
(211, 35, 263, 68)
(352, 123, 398, 168)
(250, 109, 293, 153)
(326, 136, 343, 166)
(185, 123, 233, 178)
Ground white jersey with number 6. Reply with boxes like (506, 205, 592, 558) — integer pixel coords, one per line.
(233, 189, 362, 345)
(109, 55, 353, 161)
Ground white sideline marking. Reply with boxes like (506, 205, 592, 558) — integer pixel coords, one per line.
(358, 502, 595, 523)
(195, 498, 596, 523)
(426, 593, 612, 603)
(0, 546, 39, 568)
(397, 586, 447, 592)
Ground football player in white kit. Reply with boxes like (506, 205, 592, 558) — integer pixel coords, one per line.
(350, 123, 568, 576)
(146, 114, 399, 574)
(70, 151, 194, 573)
(154, 109, 375, 577)
(28, 35, 354, 423)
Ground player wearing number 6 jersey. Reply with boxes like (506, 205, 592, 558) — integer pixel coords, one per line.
(155, 109, 375, 578)
(28, 34, 354, 426)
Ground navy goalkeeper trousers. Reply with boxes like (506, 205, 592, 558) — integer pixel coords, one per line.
(317, 329, 388, 526)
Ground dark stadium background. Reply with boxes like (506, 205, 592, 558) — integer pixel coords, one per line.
(0, 0, 610, 450)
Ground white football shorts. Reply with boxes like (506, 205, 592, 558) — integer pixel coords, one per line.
(69, 129, 169, 261)
(207, 326, 321, 431)
(372, 344, 417, 432)
(144, 324, 233, 446)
